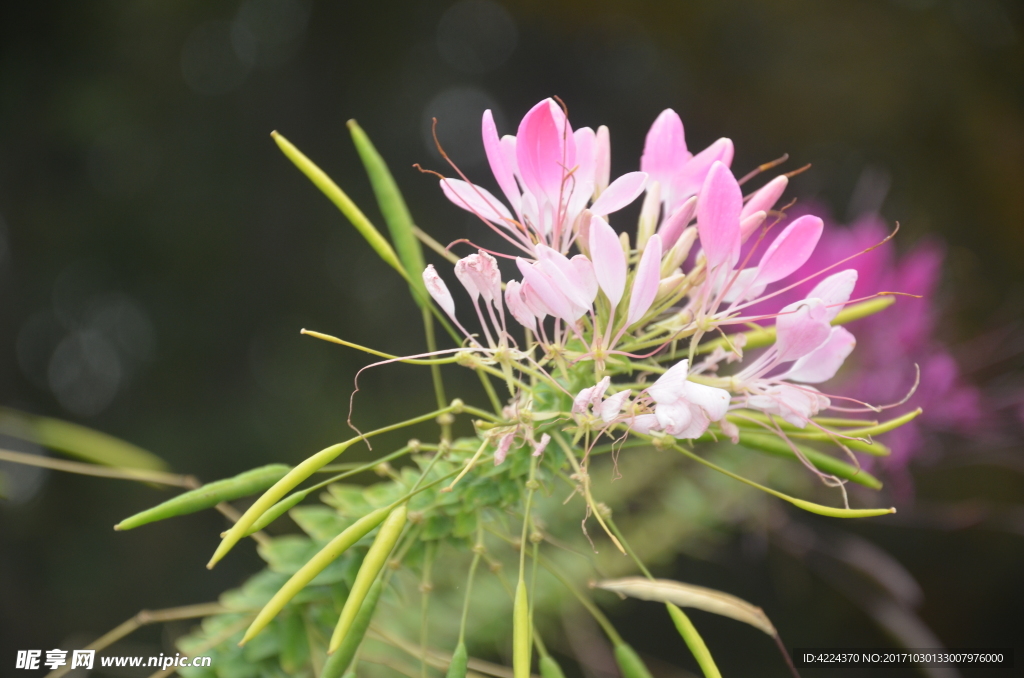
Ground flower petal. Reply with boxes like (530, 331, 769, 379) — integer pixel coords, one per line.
(423, 265, 456, 319)
(657, 195, 697, 249)
(600, 390, 631, 423)
(808, 269, 858, 321)
(571, 254, 599, 303)
(680, 381, 732, 421)
(516, 98, 576, 206)
(594, 125, 611, 195)
(517, 258, 578, 323)
(783, 326, 856, 383)
(755, 215, 824, 285)
(775, 298, 831, 363)
(482, 109, 521, 214)
(440, 178, 514, 226)
(590, 171, 648, 216)
(641, 109, 689, 190)
(626, 233, 663, 327)
(741, 175, 788, 220)
(696, 161, 742, 271)
(504, 280, 536, 332)
(588, 215, 627, 308)
(669, 137, 734, 211)
(647, 359, 690, 404)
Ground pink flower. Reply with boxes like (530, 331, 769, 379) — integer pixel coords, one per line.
(631, 359, 731, 439)
(641, 109, 735, 215)
(443, 99, 648, 255)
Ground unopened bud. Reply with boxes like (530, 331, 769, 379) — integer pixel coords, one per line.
(619, 231, 631, 257)
(449, 398, 465, 414)
(374, 462, 393, 477)
(525, 479, 541, 491)
(656, 273, 686, 303)
(739, 210, 767, 242)
(437, 413, 455, 426)
(661, 227, 697, 278)
(636, 181, 661, 252)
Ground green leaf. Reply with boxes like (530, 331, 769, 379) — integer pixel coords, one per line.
(322, 484, 373, 517)
(289, 506, 351, 541)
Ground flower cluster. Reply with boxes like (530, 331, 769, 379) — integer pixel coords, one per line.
(424, 98, 904, 481)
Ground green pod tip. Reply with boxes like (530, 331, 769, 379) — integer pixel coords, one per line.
(445, 642, 468, 678)
(539, 655, 567, 678)
(614, 643, 655, 678)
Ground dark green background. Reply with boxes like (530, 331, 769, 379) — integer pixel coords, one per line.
(1, 1, 1022, 675)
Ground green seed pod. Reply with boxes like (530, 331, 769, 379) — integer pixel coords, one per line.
(539, 655, 567, 678)
(245, 488, 311, 535)
(445, 642, 468, 678)
(614, 643, 655, 678)
(666, 603, 721, 678)
(115, 464, 290, 531)
(329, 505, 408, 653)
(512, 579, 531, 678)
(320, 578, 384, 678)
(240, 506, 390, 646)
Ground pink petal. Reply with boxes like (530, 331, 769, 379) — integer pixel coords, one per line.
(532, 433, 551, 457)
(680, 381, 731, 421)
(590, 171, 648, 216)
(626, 233, 663, 326)
(657, 195, 697, 249)
(755, 215, 824, 285)
(504, 280, 536, 332)
(600, 390, 631, 423)
(440, 179, 514, 226)
(422, 265, 456, 319)
(775, 298, 831, 363)
(656, 399, 694, 435)
(696, 161, 742, 271)
(482, 110, 522, 214)
(628, 413, 661, 435)
(520, 281, 550, 320)
(783, 326, 856, 383)
(808, 269, 858, 321)
(515, 98, 576, 206)
(453, 258, 480, 301)
(741, 175, 788, 219)
(588, 215, 627, 308)
(516, 258, 577, 324)
(669, 137, 734, 211)
(739, 210, 766, 242)
(571, 254, 599, 303)
(535, 245, 594, 310)
(641, 109, 689, 189)
(647, 358, 690, 404)
(594, 125, 611, 195)
(494, 433, 515, 465)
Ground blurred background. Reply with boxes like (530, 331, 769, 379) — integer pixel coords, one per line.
(1, 0, 1022, 675)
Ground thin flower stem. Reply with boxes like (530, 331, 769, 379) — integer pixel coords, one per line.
(551, 432, 625, 554)
(477, 368, 505, 413)
(458, 517, 484, 644)
(488, 525, 625, 647)
(44, 603, 232, 678)
(419, 540, 436, 678)
(412, 225, 460, 264)
(0, 448, 194, 487)
(300, 329, 461, 365)
(604, 515, 653, 580)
